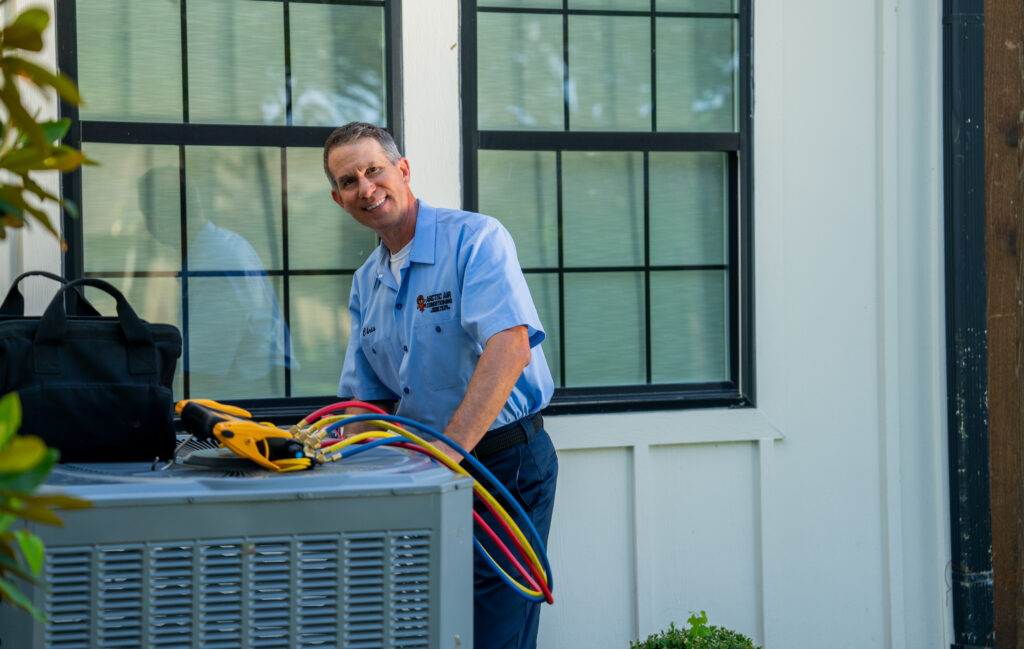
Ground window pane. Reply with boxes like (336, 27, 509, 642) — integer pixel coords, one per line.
(290, 4, 386, 127)
(650, 270, 728, 382)
(562, 151, 644, 267)
(657, 0, 738, 12)
(287, 149, 378, 271)
(526, 273, 561, 386)
(290, 276, 353, 397)
(569, 0, 649, 9)
(656, 17, 737, 131)
(187, 275, 288, 399)
(564, 272, 645, 386)
(186, 0, 285, 124)
(568, 16, 651, 131)
(85, 278, 184, 401)
(77, 0, 182, 122)
(82, 144, 181, 274)
(478, 12, 564, 131)
(184, 147, 283, 272)
(479, 151, 558, 269)
(649, 152, 727, 265)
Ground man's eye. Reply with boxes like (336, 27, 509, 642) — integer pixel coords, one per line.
(367, 167, 379, 175)
(342, 178, 354, 187)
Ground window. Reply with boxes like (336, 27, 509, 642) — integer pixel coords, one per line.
(56, 0, 401, 409)
(462, 0, 752, 411)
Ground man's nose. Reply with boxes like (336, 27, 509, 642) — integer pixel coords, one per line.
(358, 176, 375, 197)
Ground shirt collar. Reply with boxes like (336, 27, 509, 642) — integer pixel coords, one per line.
(410, 200, 436, 265)
(371, 200, 436, 287)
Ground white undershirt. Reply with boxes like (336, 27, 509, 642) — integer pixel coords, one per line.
(389, 238, 414, 283)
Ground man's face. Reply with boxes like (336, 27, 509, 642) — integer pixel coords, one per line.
(328, 137, 414, 239)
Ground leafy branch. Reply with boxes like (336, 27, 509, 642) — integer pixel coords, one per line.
(0, 4, 94, 622)
(0, 5, 94, 247)
(0, 393, 90, 621)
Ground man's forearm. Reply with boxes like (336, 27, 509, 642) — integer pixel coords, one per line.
(437, 325, 532, 462)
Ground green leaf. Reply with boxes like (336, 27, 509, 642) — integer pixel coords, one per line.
(0, 500, 62, 526)
(13, 529, 43, 575)
(0, 186, 46, 222)
(0, 573, 45, 622)
(0, 8, 47, 53)
(21, 118, 71, 148)
(0, 435, 45, 473)
(61, 196, 79, 219)
(0, 144, 84, 174)
(0, 546, 39, 582)
(0, 198, 24, 221)
(21, 175, 60, 204)
(0, 147, 51, 173)
(3, 57, 81, 105)
(0, 392, 21, 448)
(0, 72, 47, 155)
(0, 447, 55, 493)
(0, 534, 16, 562)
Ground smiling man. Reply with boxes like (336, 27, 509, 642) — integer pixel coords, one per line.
(324, 122, 558, 649)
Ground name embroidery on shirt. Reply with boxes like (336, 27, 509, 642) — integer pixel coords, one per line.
(417, 291, 453, 313)
(362, 326, 376, 336)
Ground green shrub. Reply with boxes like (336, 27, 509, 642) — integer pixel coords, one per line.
(630, 611, 761, 649)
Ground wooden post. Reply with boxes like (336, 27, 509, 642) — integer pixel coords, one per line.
(984, 0, 1024, 645)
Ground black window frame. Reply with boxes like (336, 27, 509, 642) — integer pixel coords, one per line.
(55, 0, 404, 420)
(461, 0, 754, 415)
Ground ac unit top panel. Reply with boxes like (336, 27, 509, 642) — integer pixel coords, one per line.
(41, 446, 470, 507)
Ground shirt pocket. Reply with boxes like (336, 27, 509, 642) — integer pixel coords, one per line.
(410, 315, 469, 391)
(359, 329, 396, 384)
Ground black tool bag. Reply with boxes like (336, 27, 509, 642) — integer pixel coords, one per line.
(0, 276, 182, 462)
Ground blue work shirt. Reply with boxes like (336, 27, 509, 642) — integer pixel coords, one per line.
(338, 201, 554, 435)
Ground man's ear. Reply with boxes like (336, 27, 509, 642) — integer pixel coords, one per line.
(331, 188, 345, 209)
(398, 157, 411, 184)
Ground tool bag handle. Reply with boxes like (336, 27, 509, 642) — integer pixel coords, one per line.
(33, 277, 158, 375)
(0, 270, 101, 317)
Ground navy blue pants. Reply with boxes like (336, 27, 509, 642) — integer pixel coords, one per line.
(465, 421, 558, 649)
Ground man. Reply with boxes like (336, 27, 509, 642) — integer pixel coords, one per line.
(325, 122, 557, 649)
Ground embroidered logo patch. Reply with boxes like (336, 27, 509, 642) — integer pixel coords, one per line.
(417, 291, 453, 313)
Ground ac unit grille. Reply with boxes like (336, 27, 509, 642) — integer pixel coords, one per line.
(98, 546, 144, 648)
(392, 535, 430, 649)
(45, 549, 91, 649)
(151, 544, 194, 646)
(42, 530, 433, 649)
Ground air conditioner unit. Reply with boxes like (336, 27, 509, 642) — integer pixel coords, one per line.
(0, 445, 474, 649)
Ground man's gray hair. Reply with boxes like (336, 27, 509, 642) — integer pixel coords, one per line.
(323, 122, 402, 190)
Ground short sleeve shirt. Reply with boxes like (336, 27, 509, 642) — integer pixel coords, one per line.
(337, 201, 554, 434)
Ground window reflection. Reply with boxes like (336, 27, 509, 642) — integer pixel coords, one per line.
(139, 167, 296, 399)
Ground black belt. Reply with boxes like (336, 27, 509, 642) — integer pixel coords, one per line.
(472, 413, 543, 460)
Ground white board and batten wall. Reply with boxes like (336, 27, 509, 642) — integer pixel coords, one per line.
(5, 1, 951, 647)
